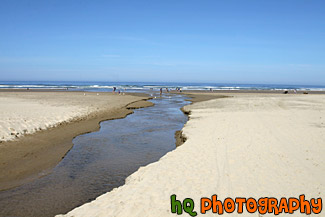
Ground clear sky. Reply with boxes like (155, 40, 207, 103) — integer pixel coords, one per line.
(0, 0, 324, 84)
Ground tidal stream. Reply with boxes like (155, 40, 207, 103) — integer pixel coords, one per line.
(0, 93, 190, 217)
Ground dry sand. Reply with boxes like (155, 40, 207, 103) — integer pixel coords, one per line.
(0, 91, 152, 190)
(58, 93, 325, 217)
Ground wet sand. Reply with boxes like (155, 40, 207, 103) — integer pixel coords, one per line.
(0, 90, 152, 191)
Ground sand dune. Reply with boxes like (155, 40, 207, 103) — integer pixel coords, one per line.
(58, 93, 325, 217)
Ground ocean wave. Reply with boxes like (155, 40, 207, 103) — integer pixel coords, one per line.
(1, 82, 324, 91)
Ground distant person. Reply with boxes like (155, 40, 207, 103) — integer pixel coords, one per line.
(113, 87, 116, 93)
(160, 88, 163, 95)
(166, 88, 169, 93)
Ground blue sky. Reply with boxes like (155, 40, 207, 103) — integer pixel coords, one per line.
(0, 0, 324, 84)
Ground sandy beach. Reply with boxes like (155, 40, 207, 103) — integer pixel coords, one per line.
(0, 90, 152, 190)
(57, 92, 325, 217)
(2, 0, 325, 216)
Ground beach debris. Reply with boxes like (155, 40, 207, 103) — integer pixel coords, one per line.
(303, 92, 309, 94)
(283, 90, 288, 94)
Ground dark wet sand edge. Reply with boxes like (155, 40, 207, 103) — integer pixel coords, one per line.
(175, 92, 228, 147)
(0, 93, 153, 191)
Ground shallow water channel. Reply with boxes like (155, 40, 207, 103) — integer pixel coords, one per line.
(0, 93, 190, 217)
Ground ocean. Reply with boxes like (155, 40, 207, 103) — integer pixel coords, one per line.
(0, 81, 325, 92)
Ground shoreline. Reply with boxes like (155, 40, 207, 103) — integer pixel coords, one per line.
(0, 91, 153, 191)
(174, 89, 325, 94)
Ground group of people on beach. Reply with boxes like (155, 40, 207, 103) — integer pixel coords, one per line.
(111, 86, 185, 96)
(158, 87, 183, 95)
(112, 87, 125, 95)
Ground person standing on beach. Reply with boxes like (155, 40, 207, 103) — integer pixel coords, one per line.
(113, 87, 116, 93)
(160, 88, 162, 96)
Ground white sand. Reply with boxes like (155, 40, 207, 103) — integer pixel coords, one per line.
(58, 94, 325, 217)
(0, 92, 144, 142)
